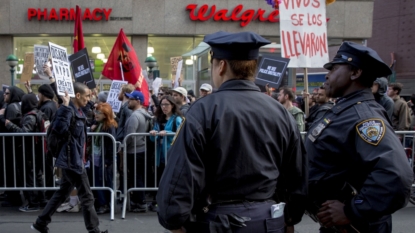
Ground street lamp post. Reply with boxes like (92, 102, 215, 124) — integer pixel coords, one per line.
(6, 54, 18, 86)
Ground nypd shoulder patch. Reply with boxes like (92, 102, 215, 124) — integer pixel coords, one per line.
(356, 118, 386, 146)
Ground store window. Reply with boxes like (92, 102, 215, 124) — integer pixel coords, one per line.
(148, 36, 203, 89)
(13, 36, 130, 91)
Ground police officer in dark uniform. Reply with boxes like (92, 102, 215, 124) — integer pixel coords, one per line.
(305, 41, 413, 233)
(157, 31, 308, 233)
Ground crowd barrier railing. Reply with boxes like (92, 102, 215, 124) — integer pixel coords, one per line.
(121, 132, 175, 219)
(0, 132, 117, 220)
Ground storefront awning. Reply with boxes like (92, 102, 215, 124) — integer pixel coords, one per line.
(182, 42, 210, 57)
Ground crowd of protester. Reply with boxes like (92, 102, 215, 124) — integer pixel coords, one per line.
(0, 61, 413, 216)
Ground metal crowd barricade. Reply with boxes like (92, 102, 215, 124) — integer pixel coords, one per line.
(121, 132, 174, 219)
(0, 132, 118, 221)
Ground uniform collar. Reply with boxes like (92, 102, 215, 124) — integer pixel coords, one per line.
(217, 79, 261, 92)
(331, 89, 374, 115)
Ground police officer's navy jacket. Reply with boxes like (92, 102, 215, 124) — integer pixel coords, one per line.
(54, 101, 87, 174)
(157, 79, 308, 230)
(306, 89, 412, 230)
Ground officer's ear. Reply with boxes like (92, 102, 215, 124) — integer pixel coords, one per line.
(350, 68, 363, 81)
(218, 60, 227, 76)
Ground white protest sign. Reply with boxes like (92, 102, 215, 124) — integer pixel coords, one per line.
(152, 77, 162, 96)
(34, 45, 50, 80)
(174, 60, 183, 88)
(49, 42, 75, 97)
(279, 0, 329, 68)
(107, 80, 127, 113)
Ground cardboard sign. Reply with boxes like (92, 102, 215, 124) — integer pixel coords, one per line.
(34, 45, 50, 80)
(174, 60, 183, 88)
(107, 80, 127, 113)
(20, 53, 35, 83)
(255, 55, 290, 89)
(279, 0, 329, 67)
(49, 42, 75, 97)
(69, 48, 96, 89)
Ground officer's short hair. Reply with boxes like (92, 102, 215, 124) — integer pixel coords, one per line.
(388, 83, 403, 95)
(227, 60, 258, 81)
(345, 64, 377, 88)
(280, 87, 295, 101)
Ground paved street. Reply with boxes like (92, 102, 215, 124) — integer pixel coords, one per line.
(0, 202, 414, 233)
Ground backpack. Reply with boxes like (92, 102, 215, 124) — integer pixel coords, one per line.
(46, 108, 76, 159)
(27, 110, 51, 152)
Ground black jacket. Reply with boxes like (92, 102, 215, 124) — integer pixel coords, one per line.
(39, 100, 57, 121)
(0, 86, 25, 127)
(157, 80, 308, 230)
(305, 89, 412, 232)
(305, 101, 334, 131)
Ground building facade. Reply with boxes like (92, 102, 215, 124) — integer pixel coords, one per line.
(367, 0, 415, 97)
(0, 0, 376, 92)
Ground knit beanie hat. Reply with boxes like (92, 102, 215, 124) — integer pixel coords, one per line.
(38, 84, 55, 99)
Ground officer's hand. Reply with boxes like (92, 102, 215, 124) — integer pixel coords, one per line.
(285, 225, 294, 233)
(317, 200, 351, 228)
(149, 130, 157, 136)
(159, 130, 167, 136)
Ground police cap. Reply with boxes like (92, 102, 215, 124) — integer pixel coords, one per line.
(324, 41, 392, 77)
(203, 31, 271, 60)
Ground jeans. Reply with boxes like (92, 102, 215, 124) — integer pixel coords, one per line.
(93, 164, 114, 207)
(127, 152, 145, 204)
(36, 169, 101, 233)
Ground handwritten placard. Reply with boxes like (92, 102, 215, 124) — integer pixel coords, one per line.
(279, 0, 329, 67)
(21, 53, 35, 83)
(107, 80, 128, 113)
(34, 45, 50, 80)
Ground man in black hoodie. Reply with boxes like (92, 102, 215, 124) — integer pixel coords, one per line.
(372, 77, 394, 120)
(0, 86, 25, 207)
(5, 94, 46, 212)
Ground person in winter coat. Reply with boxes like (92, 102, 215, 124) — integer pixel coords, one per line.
(5, 94, 46, 212)
(372, 77, 394, 120)
(89, 103, 117, 214)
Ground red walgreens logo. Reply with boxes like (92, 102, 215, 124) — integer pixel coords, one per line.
(186, 4, 280, 27)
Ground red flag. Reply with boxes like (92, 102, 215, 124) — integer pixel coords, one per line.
(102, 29, 150, 106)
(73, 5, 84, 53)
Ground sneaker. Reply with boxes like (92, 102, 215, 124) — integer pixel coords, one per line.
(31, 223, 49, 233)
(66, 203, 80, 213)
(96, 205, 110, 214)
(19, 204, 40, 212)
(148, 203, 158, 212)
(132, 203, 148, 213)
(56, 202, 73, 212)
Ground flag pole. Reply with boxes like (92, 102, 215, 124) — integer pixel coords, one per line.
(119, 62, 125, 82)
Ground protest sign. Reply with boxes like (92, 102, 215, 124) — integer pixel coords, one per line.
(255, 55, 290, 89)
(107, 80, 127, 113)
(279, 0, 329, 67)
(21, 53, 35, 83)
(152, 77, 162, 96)
(69, 48, 96, 89)
(174, 60, 183, 88)
(34, 45, 50, 80)
(49, 42, 75, 97)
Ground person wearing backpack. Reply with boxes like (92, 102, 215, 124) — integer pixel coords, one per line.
(5, 93, 47, 212)
(123, 90, 153, 213)
(32, 82, 108, 233)
(149, 96, 183, 211)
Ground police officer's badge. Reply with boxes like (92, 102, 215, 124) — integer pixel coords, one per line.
(356, 119, 386, 146)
